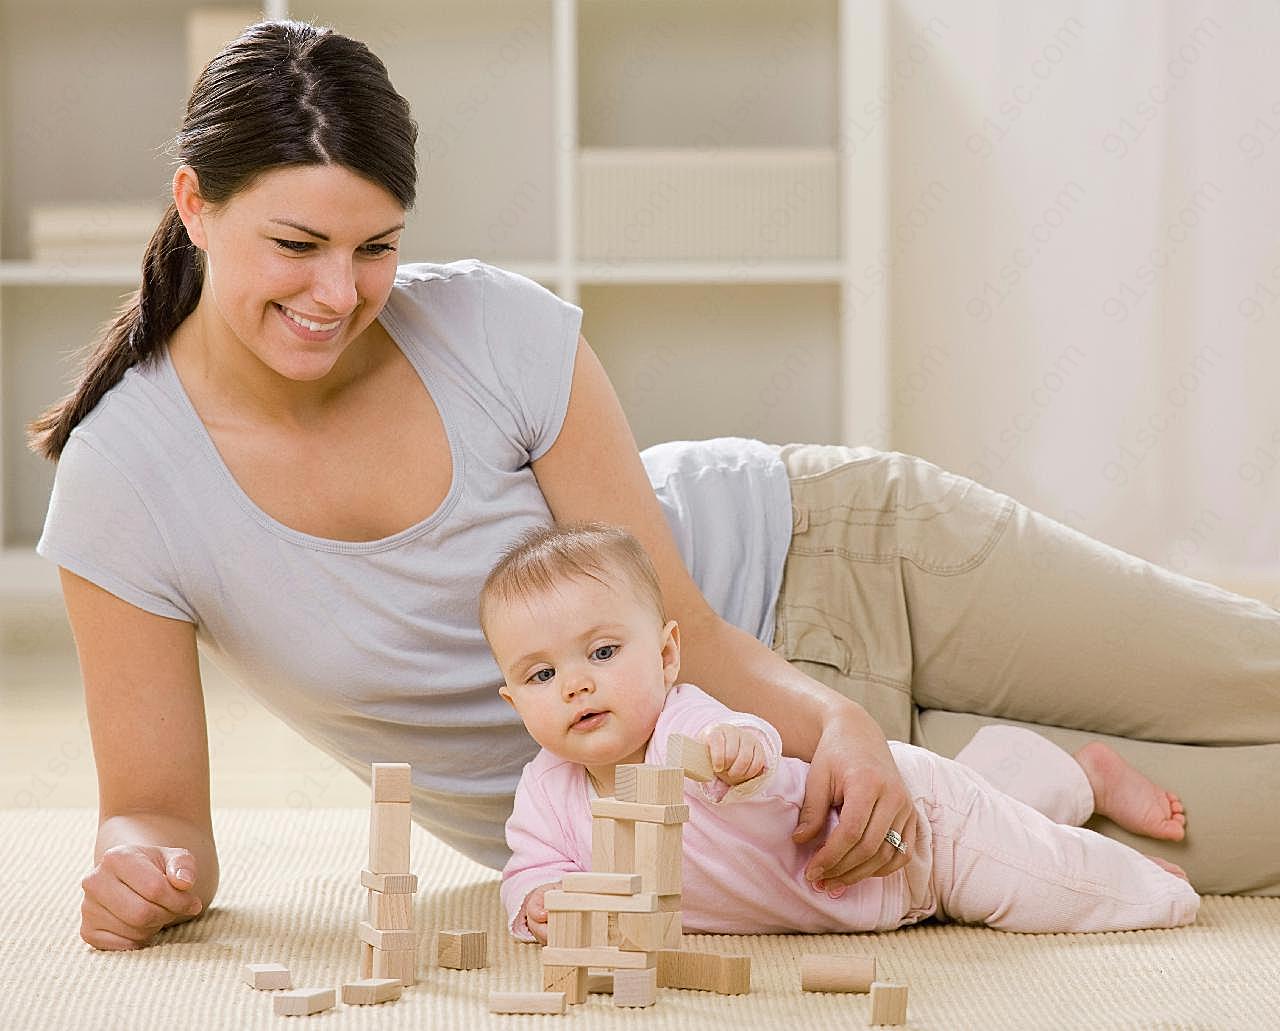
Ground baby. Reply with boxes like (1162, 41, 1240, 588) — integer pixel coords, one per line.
(482, 522, 1199, 943)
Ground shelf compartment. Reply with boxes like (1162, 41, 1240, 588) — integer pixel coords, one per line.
(578, 147, 839, 263)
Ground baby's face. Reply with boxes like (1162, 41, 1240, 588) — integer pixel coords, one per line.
(491, 573, 678, 769)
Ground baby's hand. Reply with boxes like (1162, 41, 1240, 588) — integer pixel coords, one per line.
(704, 724, 768, 786)
(521, 881, 561, 944)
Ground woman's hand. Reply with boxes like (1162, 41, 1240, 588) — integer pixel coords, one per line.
(80, 844, 204, 950)
(791, 705, 919, 892)
(520, 881, 563, 945)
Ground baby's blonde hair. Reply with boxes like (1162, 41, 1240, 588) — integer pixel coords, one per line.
(479, 522, 666, 640)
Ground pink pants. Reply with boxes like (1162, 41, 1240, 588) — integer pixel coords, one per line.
(888, 726, 1200, 933)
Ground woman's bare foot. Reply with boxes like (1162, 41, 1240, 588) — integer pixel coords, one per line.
(1073, 740, 1187, 841)
(1145, 854, 1190, 882)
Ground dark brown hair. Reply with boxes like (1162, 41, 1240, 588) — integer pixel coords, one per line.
(27, 19, 418, 460)
(479, 522, 668, 639)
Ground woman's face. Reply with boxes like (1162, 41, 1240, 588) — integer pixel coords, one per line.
(175, 162, 405, 383)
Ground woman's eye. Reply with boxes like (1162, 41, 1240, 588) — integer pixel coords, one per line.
(529, 668, 555, 684)
(273, 238, 312, 252)
(591, 645, 617, 661)
(272, 239, 397, 255)
(363, 243, 398, 255)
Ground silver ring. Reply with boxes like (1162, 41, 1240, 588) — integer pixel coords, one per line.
(884, 828, 907, 854)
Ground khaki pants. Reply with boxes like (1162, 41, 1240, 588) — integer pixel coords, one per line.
(770, 443, 1280, 896)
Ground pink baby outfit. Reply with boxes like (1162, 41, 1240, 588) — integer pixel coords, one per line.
(501, 684, 1198, 940)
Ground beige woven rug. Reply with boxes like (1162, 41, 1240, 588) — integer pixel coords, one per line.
(3, 808, 1277, 1030)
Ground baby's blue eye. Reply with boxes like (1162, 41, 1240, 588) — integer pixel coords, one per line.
(529, 668, 555, 684)
(592, 645, 618, 661)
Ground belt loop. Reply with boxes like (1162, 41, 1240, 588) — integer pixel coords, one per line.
(791, 503, 808, 534)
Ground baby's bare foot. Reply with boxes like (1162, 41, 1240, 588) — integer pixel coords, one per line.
(1074, 740, 1187, 841)
(1145, 854, 1190, 883)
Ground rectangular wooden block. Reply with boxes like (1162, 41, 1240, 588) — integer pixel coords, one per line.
(371, 946, 418, 986)
(560, 872, 641, 895)
(615, 764, 684, 804)
(360, 869, 418, 894)
(542, 945, 657, 969)
(489, 991, 566, 1014)
(341, 977, 402, 1005)
(549, 910, 590, 949)
(800, 953, 877, 993)
(590, 798, 689, 825)
(371, 762, 412, 802)
(545, 890, 658, 913)
(667, 732, 715, 781)
(656, 949, 750, 995)
(359, 942, 373, 979)
(586, 971, 614, 994)
(613, 967, 658, 1007)
(437, 929, 487, 969)
(241, 962, 291, 990)
(358, 921, 418, 952)
(543, 964, 587, 1005)
(369, 801, 411, 873)
(592, 817, 634, 872)
(634, 821, 682, 894)
(870, 981, 909, 1025)
(368, 887, 413, 930)
(273, 988, 335, 1016)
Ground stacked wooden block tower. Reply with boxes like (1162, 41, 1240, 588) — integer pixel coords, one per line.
(357, 762, 419, 987)
(538, 733, 750, 1008)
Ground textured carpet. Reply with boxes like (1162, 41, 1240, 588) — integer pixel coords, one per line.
(3, 808, 1277, 1030)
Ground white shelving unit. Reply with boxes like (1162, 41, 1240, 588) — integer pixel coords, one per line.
(0, 0, 890, 598)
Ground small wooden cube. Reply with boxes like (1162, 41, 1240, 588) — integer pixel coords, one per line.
(869, 981, 909, 1025)
(437, 928, 487, 969)
(489, 991, 566, 1014)
(543, 964, 587, 1005)
(667, 732, 715, 781)
(615, 764, 684, 804)
(586, 971, 614, 994)
(800, 953, 877, 993)
(372, 946, 418, 986)
(613, 967, 658, 1007)
(371, 762, 412, 802)
(368, 887, 414, 929)
(341, 977, 403, 1005)
(241, 961, 291, 990)
(273, 987, 335, 1016)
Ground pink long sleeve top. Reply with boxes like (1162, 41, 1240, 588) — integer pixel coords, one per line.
(500, 682, 935, 940)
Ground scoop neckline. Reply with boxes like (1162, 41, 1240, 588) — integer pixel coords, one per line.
(160, 291, 464, 555)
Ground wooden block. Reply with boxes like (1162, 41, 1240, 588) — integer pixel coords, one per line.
(613, 967, 658, 1007)
(543, 964, 587, 1005)
(545, 890, 659, 913)
(634, 821, 682, 894)
(241, 962, 291, 990)
(437, 929, 487, 969)
(341, 977, 402, 1005)
(549, 910, 590, 949)
(542, 945, 657, 969)
(371, 762, 412, 802)
(870, 981, 909, 1025)
(656, 949, 750, 995)
(586, 971, 614, 994)
(358, 921, 417, 952)
(561, 872, 641, 895)
(359, 942, 373, 979)
(592, 817, 634, 872)
(371, 946, 418, 986)
(369, 801, 411, 873)
(615, 764, 684, 804)
(360, 869, 418, 894)
(616, 910, 679, 952)
(273, 988, 335, 1016)
(667, 732, 715, 781)
(590, 798, 689, 824)
(800, 953, 877, 993)
(489, 991, 566, 1014)
(368, 887, 413, 929)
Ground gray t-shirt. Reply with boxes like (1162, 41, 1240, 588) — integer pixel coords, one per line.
(37, 258, 793, 870)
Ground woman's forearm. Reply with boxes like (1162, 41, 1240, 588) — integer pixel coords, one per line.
(96, 811, 221, 912)
(677, 613, 871, 762)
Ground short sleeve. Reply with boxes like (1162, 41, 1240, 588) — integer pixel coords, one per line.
(480, 263, 584, 461)
(36, 434, 195, 622)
